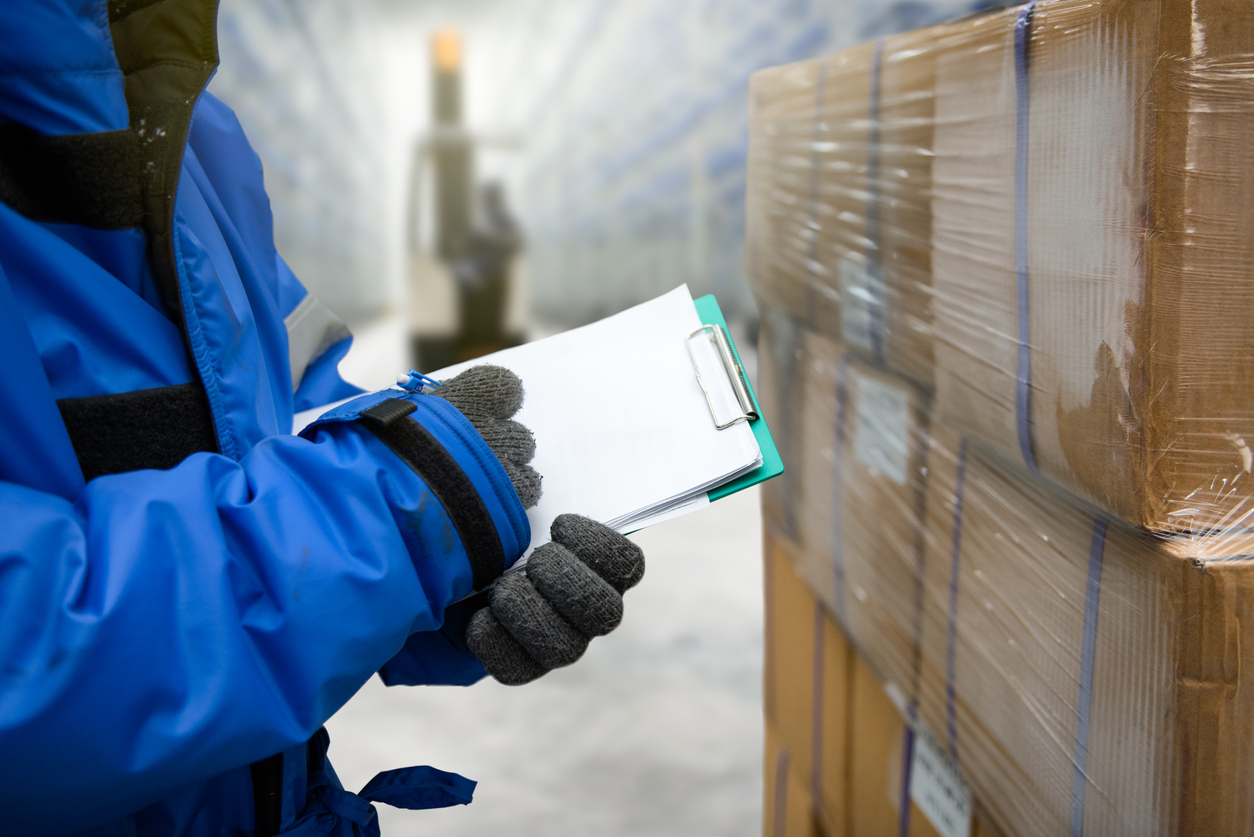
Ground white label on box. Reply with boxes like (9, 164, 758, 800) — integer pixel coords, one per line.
(853, 376, 911, 485)
(839, 256, 875, 353)
(909, 725, 973, 837)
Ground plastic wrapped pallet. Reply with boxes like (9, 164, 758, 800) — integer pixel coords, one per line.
(747, 0, 1254, 535)
(751, 2, 1254, 831)
(747, 28, 937, 386)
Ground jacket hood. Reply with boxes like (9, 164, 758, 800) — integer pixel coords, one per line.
(0, 0, 129, 135)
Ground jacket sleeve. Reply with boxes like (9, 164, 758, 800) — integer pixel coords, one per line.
(186, 93, 362, 414)
(0, 391, 527, 836)
(378, 593, 491, 687)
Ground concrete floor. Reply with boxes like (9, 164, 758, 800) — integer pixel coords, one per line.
(324, 485, 765, 836)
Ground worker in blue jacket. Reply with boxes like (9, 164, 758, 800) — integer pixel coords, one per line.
(0, 2, 644, 835)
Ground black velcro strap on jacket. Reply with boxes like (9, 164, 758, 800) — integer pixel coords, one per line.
(56, 382, 219, 482)
(0, 124, 144, 229)
(359, 399, 504, 590)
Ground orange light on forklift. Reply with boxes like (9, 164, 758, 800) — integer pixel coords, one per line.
(432, 30, 461, 72)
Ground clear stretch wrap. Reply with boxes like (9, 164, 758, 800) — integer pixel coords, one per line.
(747, 0, 1254, 535)
(760, 328, 1254, 837)
(750, 3, 1254, 834)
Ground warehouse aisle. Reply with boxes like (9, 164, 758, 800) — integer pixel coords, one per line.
(326, 485, 765, 836)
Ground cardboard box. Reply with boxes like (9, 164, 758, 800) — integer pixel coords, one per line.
(764, 532, 852, 836)
(849, 654, 946, 837)
(747, 29, 937, 386)
(850, 652, 1006, 837)
(930, 0, 1254, 533)
(766, 525, 1012, 837)
(911, 424, 1254, 837)
(793, 332, 929, 693)
(765, 719, 822, 837)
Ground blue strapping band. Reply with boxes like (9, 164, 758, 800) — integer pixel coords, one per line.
(811, 602, 826, 806)
(803, 57, 832, 314)
(832, 354, 851, 628)
(945, 437, 971, 761)
(1070, 518, 1107, 837)
(1014, 2, 1039, 471)
(898, 704, 918, 837)
(867, 37, 888, 363)
(773, 746, 791, 837)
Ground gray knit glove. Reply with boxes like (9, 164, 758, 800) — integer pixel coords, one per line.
(466, 514, 645, 685)
(432, 364, 542, 508)
(431, 364, 646, 686)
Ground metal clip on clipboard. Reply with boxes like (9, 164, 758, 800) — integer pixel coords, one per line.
(686, 324, 759, 430)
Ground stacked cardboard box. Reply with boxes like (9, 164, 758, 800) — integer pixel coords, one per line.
(765, 535, 999, 837)
(750, 2, 1254, 834)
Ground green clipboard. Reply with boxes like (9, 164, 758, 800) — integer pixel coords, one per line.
(691, 294, 784, 501)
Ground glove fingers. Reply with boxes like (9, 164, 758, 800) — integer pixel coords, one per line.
(434, 364, 524, 422)
(433, 366, 540, 508)
(527, 543, 624, 637)
(465, 607, 548, 686)
(481, 419, 536, 467)
(500, 461, 542, 509)
(491, 574, 589, 670)
(550, 514, 645, 594)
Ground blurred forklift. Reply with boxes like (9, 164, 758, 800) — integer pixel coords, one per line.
(408, 30, 527, 371)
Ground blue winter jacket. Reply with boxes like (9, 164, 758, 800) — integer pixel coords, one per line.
(0, 2, 528, 835)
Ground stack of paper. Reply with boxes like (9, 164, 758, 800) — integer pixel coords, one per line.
(430, 285, 763, 556)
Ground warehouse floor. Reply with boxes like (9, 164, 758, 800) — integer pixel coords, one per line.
(325, 315, 766, 836)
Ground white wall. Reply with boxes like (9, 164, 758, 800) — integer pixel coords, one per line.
(211, 0, 392, 326)
(210, 0, 1000, 328)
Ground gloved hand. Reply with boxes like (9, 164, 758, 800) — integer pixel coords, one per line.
(466, 514, 644, 685)
(432, 365, 645, 686)
(431, 364, 542, 508)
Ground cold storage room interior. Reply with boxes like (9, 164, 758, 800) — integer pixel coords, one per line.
(5, 0, 1253, 835)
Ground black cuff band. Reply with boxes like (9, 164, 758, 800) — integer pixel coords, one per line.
(359, 399, 505, 590)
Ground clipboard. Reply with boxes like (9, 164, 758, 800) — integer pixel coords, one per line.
(688, 294, 784, 501)
(386, 287, 782, 545)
